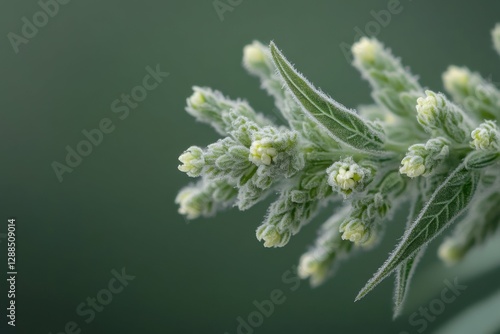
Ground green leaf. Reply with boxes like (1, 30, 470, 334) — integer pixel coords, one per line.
(270, 42, 386, 153)
(393, 193, 426, 319)
(393, 248, 426, 318)
(356, 163, 479, 301)
(465, 151, 500, 170)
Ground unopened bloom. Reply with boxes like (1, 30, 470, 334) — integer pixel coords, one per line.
(178, 146, 205, 177)
(399, 137, 449, 178)
(249, 138, 278, 166)
(416, 90, 471, 143)
(188, 90, 205, 108)
(243, 41, 266, 68)
(493, 24, 500, 56)
(175, 187, 202, 219)
(256, 225, 290, 248)
(298, 253, 329, 287)
(470, 120, 499, 150)
(399, 156, 425, 178)
(339, 219, 369, 244)
(442, 66, 470, 93)
(327, 158, 370, 197)
(438, 239, 466, 266)
(352, 38, 379, 63)
(416, 92, 439, 125)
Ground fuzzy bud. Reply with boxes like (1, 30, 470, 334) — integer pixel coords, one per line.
(249, 138, 278, 166)
(178, 146, 205, 177)
(352, 37, 379, 64)
(243, 41, 267, 69)
(437, 239, 466, 266)
(339, 219, 370, 244)
(298, 253, 329, 287)
(400, 137, 450, 178)
(470, 120, 499, 151)
(256, 225, 290, 248)
(327, 158, 370, 197)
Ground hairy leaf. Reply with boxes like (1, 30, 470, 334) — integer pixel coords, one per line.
(393, 193, 426, 318)
(465, 151, 500, 170)
(270, 42, 386, 153)
(393, 248, 426, 318)
(357, 163, 479, 301)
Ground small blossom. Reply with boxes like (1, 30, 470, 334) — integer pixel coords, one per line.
(298, 253, 328, 287)
(339, 219, 369, 244)
(352, 38, 379, 63)
(249, 138, 278, 166)
(470, 121, 499, 150)
(188, 90, 206, 108)
(327, 158, 370, 197)
(175, 187, 201, 219)
(399, 156, 425, 178)
(178, 146, 205, 177)
(256, 225, 290, 248)
(400, 138, 450, 178)
(492, 24, 500, 56)
(416, 92, 439, 125)
(443, 66, 470, 93)
(243, 41, 266, 68)
(438, 239, 465, 266)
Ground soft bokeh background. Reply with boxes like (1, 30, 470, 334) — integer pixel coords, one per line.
(2, 0, 500, 333)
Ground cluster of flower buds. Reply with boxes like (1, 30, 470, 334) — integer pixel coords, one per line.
(326, 157, 372, 197)
(470, 120, 500, 151)
(399, 137, 450, 178)
(176, 24, 500, 312)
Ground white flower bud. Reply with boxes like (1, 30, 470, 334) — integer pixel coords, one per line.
(243, 41, 266, 68)
(175, 187, 202, 219)
(188, 90, 206, 108)
(178, 146, 205, 177)
(492, 23, 500, 56)
(249, 138, 278, 166)
(442, 66, 470, 93)
(339, 219, 369, 244)
(438, 239, 465, 266)
(298, 253, 328, 287)
(352, 38, 379, 63)
(327, 158, 370, 197)
(416, 92, 439, 125)
(416, 91, 472, 143)
(399, 156, 425, 178)
(256, 225, 289, 248)
(470, 121, 499, 150)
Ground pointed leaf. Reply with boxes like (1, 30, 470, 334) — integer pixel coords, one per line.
(270, 42, 386, 153)
(393, 193, 426, 319)
(356, 163, 479, 301)
(393, 247, 426, 318)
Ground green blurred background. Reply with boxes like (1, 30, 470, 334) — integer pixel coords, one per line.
(2, 0, 500, 333)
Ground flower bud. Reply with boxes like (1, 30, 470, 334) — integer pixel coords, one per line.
(327, 158, 370, 197)
(243, 41, 267, 69)
(442, 66, 470, 93)
(178, 146, 205, 177)
(470, 120, 499, 150)
(399, 137, 449, 178)
(249, 138, 278, 166)
(416, 92, 439, 126)
(256, 224, 290, 248)
(298, 253, 329, 287)
(352, 37, 379, 64)
(493, 23, 500, 56)
(399, 156, 425, 178)
(175, 187, 202, 219)
(438, 239, 466, 266)
(339, 219, 370, 244)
